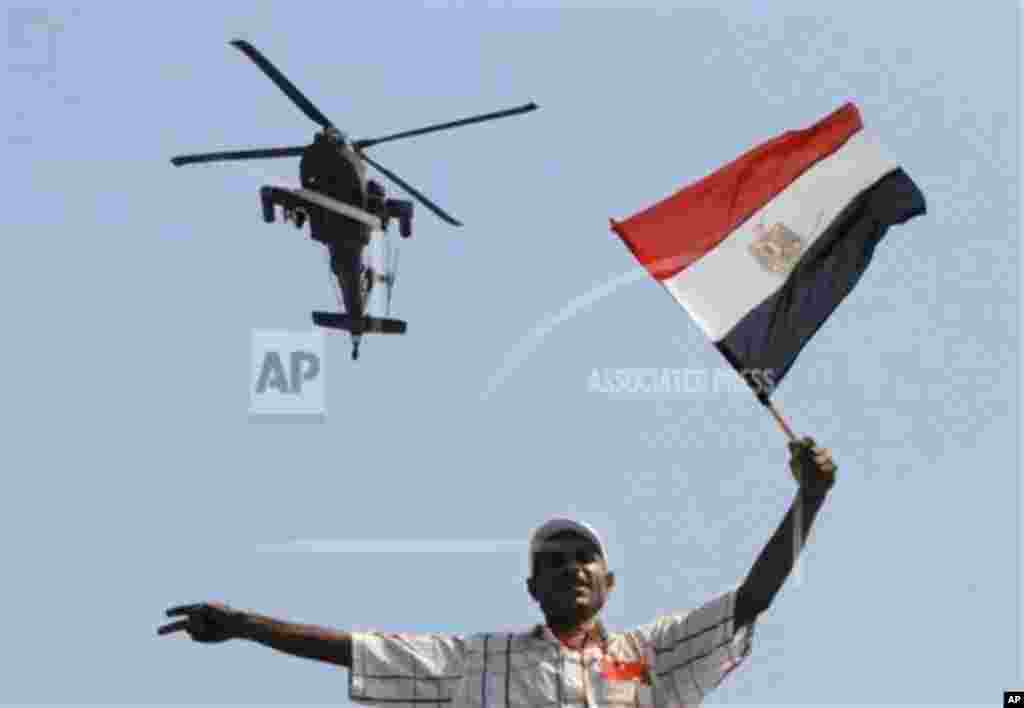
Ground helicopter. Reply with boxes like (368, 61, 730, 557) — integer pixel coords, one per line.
(170, 39, 538, 360)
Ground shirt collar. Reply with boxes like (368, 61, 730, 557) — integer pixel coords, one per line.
(532, 620, 609, 648)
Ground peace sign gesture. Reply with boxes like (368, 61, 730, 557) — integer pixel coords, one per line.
(158, 602, 245, 643)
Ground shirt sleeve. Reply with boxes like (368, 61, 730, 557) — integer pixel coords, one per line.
(348, 632, 469, 706)
(629, 587, 755, 706)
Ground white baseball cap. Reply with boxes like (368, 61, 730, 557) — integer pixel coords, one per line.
(528, 518, 608, 577)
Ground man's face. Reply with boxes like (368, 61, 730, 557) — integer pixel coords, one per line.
(527, 530, 615, 627)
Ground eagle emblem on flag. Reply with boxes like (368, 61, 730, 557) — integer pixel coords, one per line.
(749, 222, 805, 274)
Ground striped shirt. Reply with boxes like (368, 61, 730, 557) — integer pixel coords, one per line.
(348, 588, 754, 707)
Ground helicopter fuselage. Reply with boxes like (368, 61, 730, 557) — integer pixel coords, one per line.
(169, 39, 537, 361)
(300, 135, 368, 230)
(298, 136, 375, 326)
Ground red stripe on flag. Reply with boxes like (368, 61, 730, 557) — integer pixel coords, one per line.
(611, 102, 863, 281)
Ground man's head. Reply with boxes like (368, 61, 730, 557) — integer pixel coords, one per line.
(526, 518, 615, 630)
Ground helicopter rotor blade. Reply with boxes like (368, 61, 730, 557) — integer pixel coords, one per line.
(357, 151, 462, 227)
(352, 102, 538, 150)
(170, 146, 306, 166)
(230, 39, 334, 129)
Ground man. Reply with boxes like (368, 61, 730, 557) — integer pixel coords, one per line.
(159, 437, 836, 706)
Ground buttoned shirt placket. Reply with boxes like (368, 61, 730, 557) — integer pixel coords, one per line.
(533, 623, 609, 708)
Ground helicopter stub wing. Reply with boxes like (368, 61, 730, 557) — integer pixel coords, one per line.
(262, 185, 383, 231)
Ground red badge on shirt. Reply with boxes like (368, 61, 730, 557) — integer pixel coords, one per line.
(599, 656, 650, 684)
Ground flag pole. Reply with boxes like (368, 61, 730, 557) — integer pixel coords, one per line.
(756, 391, 799, 442)
(765, 399, 799, 442)
(735, 365, 800, 442)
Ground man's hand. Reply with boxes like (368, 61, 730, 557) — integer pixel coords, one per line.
(158, 602, 246, 643)
(789, 437, 836, 496)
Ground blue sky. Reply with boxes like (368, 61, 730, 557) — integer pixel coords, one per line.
(3, 1, 1018, 705)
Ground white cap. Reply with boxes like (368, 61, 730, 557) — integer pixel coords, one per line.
(528, 517, 608, 577)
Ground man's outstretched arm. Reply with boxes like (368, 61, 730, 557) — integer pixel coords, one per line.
(239, 611, 353, 667)
(734, 438, 836, 629)
(158, 603, 353, 668)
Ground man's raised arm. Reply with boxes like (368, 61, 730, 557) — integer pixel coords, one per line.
(158, 602, 352, 668)
(734, 438, 836, 629)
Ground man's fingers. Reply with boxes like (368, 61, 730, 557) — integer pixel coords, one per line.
(166, 603, 207, 618)
(158, 619, 190, 636)
(789, 437, 817, 451)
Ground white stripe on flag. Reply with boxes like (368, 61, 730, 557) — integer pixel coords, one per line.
(661, 130, 899, 341)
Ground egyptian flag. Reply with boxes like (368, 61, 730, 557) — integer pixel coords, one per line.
(610, 102, 926, 401)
